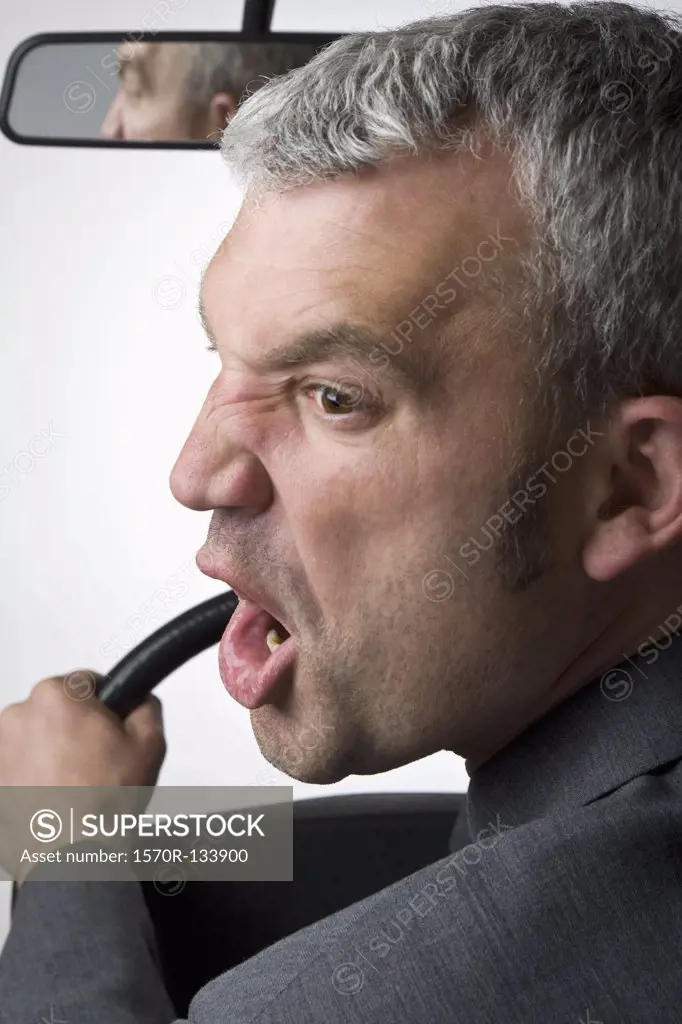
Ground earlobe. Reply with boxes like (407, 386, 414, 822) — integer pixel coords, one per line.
(581, 396, 682, 582)
(582, 506, 658, 581)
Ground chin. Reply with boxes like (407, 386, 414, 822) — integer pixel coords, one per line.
(259, 745, 352, 782)
(282, 760, 350, 785)
(250, 701, 361, 783)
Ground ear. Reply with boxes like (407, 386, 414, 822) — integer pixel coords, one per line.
(582, 396, 682, 581)
(210, 92, 239, 129)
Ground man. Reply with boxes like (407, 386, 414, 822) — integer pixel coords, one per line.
(2, 1, 682, 1019)
(100, 40, 321, 141)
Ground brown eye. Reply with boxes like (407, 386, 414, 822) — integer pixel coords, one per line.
(316, 385, 359, 415)
(301, 379, 380, 424)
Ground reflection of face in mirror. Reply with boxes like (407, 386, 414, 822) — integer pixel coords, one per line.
(101, 42, 236, 141)
(100, 41, 320, 142)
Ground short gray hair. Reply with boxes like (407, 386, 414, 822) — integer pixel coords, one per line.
(183, 42, 323, 113)
(220, 2, 682, 434)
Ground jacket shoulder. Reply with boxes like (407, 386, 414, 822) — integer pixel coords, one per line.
(189, 774, 682, 1023)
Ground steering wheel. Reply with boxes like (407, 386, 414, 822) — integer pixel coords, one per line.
(95, 591, 239, 718)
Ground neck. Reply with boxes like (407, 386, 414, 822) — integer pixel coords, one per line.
(467, 561, 682, 773)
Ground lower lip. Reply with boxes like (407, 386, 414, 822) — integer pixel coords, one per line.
(218, 622, 298, 710)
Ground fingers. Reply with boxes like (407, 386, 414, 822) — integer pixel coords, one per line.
(34, 673, 112, 721)
(61, 669, 105, 703)
(31, 672, 102, 705)
(7, 671, 166, 749)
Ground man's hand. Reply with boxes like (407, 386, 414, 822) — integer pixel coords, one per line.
(0, 674, 167, 883)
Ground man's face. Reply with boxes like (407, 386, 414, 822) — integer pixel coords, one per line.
(170, 149, 596, 781)
(101, 42, 195, 141)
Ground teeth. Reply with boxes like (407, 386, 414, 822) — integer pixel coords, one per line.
(266, 627, 285, 653)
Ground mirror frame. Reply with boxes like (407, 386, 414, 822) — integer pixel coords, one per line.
(0, 29, 345, 149)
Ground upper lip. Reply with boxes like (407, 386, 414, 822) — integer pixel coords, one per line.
(195, 551, 293, 635)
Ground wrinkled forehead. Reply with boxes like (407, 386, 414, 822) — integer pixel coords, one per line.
(201, 149, 529, 376)
(227, 147, 524, 274)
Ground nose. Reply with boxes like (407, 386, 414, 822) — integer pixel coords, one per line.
(169, 406, 274, 516)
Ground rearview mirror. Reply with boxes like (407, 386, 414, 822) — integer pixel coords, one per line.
(0, 32, 341, 148)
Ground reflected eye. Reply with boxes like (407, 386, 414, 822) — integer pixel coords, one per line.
(122, 73, 144, 99)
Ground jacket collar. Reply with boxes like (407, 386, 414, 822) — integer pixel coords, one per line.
(465, 629, 682, 838)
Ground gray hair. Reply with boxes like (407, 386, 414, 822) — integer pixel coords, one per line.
(183, 42, 323, 114)
(220, 2, 682, 435)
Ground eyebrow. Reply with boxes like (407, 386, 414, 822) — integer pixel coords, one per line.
(197, 293, 428, 392)
(117, 48, 153, 91)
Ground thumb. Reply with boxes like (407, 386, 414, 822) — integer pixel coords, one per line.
(124, 694, 165, 747)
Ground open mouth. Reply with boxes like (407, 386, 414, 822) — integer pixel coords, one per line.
(219, 596, 298, 709)
(233, 597, 293, 665)
(265, 616, 291, 654)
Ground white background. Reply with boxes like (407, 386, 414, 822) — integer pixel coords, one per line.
(0, 0, 496, 950)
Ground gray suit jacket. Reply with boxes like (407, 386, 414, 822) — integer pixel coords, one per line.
(2, 634, 682, 1023)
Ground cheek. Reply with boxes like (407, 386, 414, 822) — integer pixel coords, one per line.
(126, 106, 150, 135)
(131, 99, 169, 134)
(282, 467, 368, 615)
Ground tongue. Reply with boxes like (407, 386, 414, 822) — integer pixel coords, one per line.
(218, 597, 276, 708)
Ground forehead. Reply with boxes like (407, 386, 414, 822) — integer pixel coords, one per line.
(201, 148, 526, 365)
(117, 42, 184, 80)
